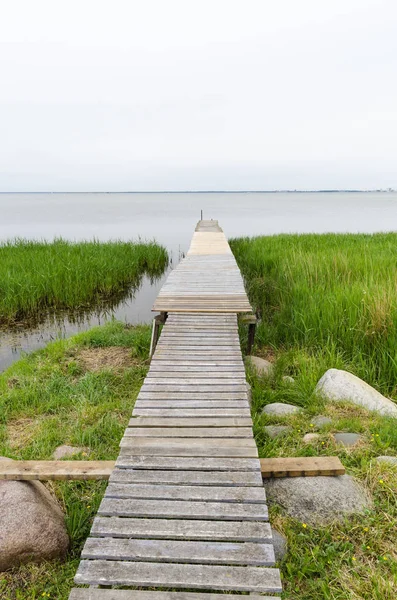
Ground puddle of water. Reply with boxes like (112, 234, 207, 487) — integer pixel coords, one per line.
(0, 270, 171, 372)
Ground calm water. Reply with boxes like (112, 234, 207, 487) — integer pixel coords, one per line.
(1, 191, 397, 371)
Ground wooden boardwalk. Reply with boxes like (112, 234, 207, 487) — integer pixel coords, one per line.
(69, 221, 281, 599)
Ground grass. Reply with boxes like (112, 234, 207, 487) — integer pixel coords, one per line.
(231, 232, 397, 394)
(232, 232, 397, 599)
(0, 239, 168, 326)
(0, 320, 151, 599)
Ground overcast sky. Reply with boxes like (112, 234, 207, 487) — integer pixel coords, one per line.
(0, 0, 396, 191)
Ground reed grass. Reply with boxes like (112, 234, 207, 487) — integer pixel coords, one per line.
(231, 232, 397, 394)
(0, 239, 168, 325)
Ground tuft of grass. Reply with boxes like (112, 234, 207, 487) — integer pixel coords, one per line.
(0, 321, 150, 599)
(0, 238, 168, 326)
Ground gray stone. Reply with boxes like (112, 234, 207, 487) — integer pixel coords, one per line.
(333, 433, 362, 448)
(264, 425, 292, 439)
(315, 368, 397, 417)
(264, 475, 373, 525)
(271, 529, 288, 562)
(263, 402, 303, 417)
(0, 458, 69, 571)
(311, 415, 332, 430)
(246, 356, 274, 378)
(52, 445, 88, 460)
(282, 376, 295, 385)
(374, 456, 397, 466)
(303, 433, 320, 444)
(246, 382, 252, 406)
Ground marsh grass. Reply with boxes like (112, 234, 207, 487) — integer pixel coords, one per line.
(0, 321, 150, 599)
(233, 232, 397, 599)
(0, 239, 168, 326)
(231, 232, 397, 394)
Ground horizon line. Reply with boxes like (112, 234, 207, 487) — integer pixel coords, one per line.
(0, 189, 395, 194)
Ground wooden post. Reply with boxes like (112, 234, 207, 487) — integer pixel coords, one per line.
(240, 314, 257, 355)
(149, 312, 168, 358)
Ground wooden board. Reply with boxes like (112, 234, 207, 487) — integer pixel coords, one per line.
(105, 483, 267, 503)
(74, 560, 282, 593)
(260, 456, 345, 478)
(69, 590, 281, 600)
(0, 461, 115, 481)
(98, 498, 268, 520)
(91, 516, 273, 542)
(109, 469, 264, 487)
(81, 537, 275, 565)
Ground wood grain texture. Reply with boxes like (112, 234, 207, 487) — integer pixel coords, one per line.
(69, 591, 280, 600)
(260, 456, 346, 478)
(74, 559, 282, 593)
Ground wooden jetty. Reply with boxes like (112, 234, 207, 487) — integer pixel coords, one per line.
(69, 221, 282, 599)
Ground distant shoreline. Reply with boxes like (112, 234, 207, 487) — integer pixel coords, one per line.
(0, 189, 395, 194)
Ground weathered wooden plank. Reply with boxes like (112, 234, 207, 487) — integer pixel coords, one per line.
(109, 469, 263, 487)
(115, 456, 260, 471)
(118, 445, 258, 458)
(74, 560, 281, 593)
(135, 402, 248, 409)
(120, 437, 256, 448)
(134, 401, 249, 408)
(142, 379, 245, 386)
(127, 417, 253, 427)
(91, 516, 273, 542)
(105, 483, 267, 503)
(137, 393, 248, 401)
(132, 408, 251, 417)
(98, 497, 268, 520)
(260, 456, 345, 478)
(124, 427, 253, 437)
(0, 461, 115, 481)
(81, 537, 275, 566)
(69, 590, 281, 600)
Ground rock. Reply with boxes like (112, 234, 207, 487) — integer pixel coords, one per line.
(264, 475, 373, 525)
(271, 529, 288, 562)
(52, 445, 88, 460)
(374, 456, 397, 466)
(315, 369, 397, 417)
(246, 382, 252, 406)
(246, 356, 274, 378)
(333, 432, 362, 448)
(264, 425, 292, 439)
(311, 415, 332, 430)
(0, 458, 69, 571)
(263, 402, 303, 417)
(282, 376, 295, 385)
(303, 433, 320, 444)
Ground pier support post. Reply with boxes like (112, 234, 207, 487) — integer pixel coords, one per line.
(149, 312, 168, 358)
(240, 314, 257, 355)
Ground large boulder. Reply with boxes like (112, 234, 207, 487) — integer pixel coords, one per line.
(315, 369, 397, 417)
(0, 458, 69, 571)
(264, 475, 373, 525)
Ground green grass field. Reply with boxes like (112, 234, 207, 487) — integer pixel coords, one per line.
(0, 239, 168, 325)
(232, 233, 397, 599)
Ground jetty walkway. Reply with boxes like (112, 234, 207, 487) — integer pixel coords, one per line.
(69, 221, 282, 599)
